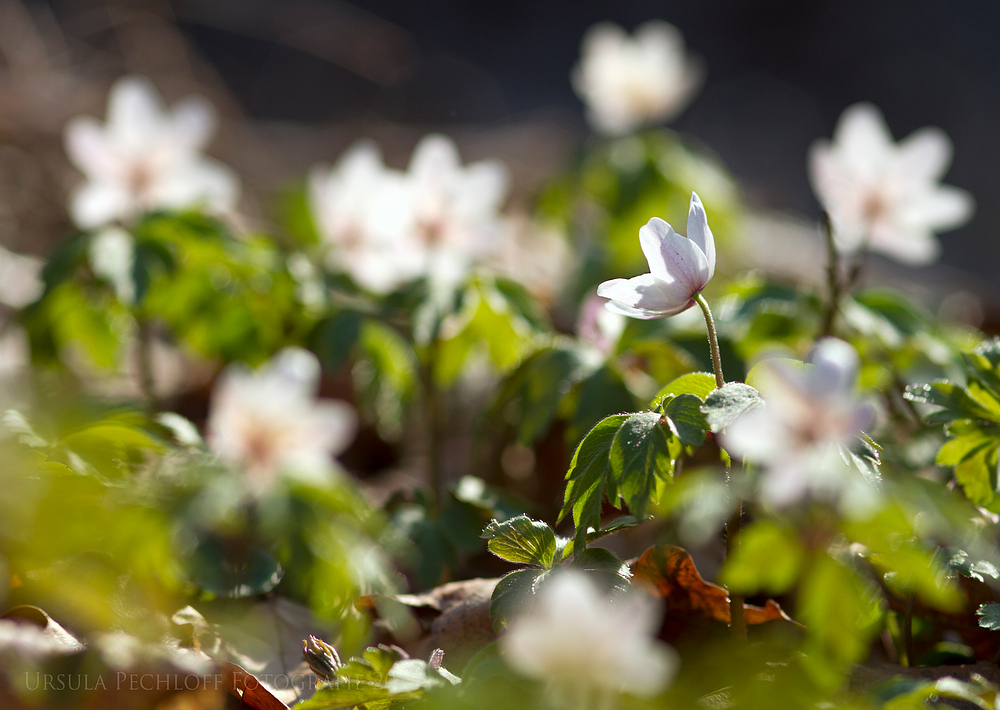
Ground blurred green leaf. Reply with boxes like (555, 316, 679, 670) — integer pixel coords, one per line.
(702, 382, 764, 433)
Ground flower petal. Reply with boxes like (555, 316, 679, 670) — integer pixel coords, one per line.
(597, 273, 693, 318)
(106, 76, 165, 153)
(68, 181, 132, 228)
(638, 217, 710, 295)
(896, 126, 952, 183)
(686, 192, 715, 281)
(834, 103, 894, 180)
(64, 117, 119, 178)
(899, 185, 974, 232)
(170, 96, 217, 153)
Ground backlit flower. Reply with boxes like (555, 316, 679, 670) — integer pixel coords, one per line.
(597, 192, 715, 318)
(809, 103, 974, 265)
(206, 348, 356, 496)
(309, 141, 420, 293)
(64, 75, 239, 229)
(501, 571, 676, 703)
(572, 21, 702, 135)
(721, 338, 877, 509)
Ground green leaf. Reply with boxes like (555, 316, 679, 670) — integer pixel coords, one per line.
(490, 567, 549, 632)
(609, 411, 676, 519)
(650, 372, 717, 409)
(481, 515, 556, 568)
(572, 546, 631, 581)
(701, 382, 764, 433)
(904, 381, 1000, 425)
(953, 441, 998, 506)
(187, 538, 283, 598)
(976, 603, 1000, 631)
(560, 414, 629, 552)
(662, 393, 709, 447)
(721, 520, 805, 595)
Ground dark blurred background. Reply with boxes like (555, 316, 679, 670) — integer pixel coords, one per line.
(10, 0, 1000, 289)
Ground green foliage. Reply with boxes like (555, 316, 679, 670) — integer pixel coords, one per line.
(481, 516, 556, 568)
(702, 382, 764, 433)
(722, 520, 804, 595)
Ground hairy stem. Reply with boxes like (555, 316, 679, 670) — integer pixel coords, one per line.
(820, 213, 841, 337)
(694, 293, 725, 389)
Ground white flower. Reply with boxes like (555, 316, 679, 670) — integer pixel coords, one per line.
(809, 103, 974, 265)
(308, 141, 420, 293)
(721, 338, 877, 509)
(501, 571, 677, 703)
(399, 134, 509, 282)
(572, 21, 702, 135)
(206, 347, 357, 496)
(89, 228, 136, 303)
(597, 192, 715, 318)
(0, 246, 43, 308)
(64, 75, 239, 229)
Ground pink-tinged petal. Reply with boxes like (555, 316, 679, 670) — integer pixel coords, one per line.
(64, 117, 120, 178)
(638, 217, 710, 294)
(308, 400, 358, 457)
(835, 103, 894, 180)
(896, 126, 952, 183)
(686, 192, 715, 280)
(170, 96, 217, 153)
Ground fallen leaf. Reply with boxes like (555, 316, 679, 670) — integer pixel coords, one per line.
(631, 545, 796, 643)
(224, 663, 289, 710)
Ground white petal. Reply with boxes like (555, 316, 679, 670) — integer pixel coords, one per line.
(69, 181, 132, 228)
(686, 192, 715, 280)
(170, 96, 217, 153)
(151, 159, 240, 212)
(106, 76, 166, 153)
(638, 217, 710, 295)
(807, 338, 860, 394)
(305, 400, 358, 457)
(900, 185, 974, 232)
(64, 117, 120, 178)
(896, 126, 952, 183)
(869, 229, 941, 266)
(409, 134, 461, 179)
(835, 103, 894, 179)
(597, 273, 693, 318)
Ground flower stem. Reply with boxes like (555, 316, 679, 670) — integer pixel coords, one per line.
(693, 292, 745, 640)
(694, 293, 724, 389)
(820, 213, 841, 337)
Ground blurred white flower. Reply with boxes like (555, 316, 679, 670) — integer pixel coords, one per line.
(578, 294, 626, 355)
(308, 141, 420, 293)
(572, 21, 702, 135)
(809, 103, 974, 265)
(721, 338, 877, 509)
(485, 215, 574, 306)
(399, 134, 509, 283)
(207, 347, 357, 496)
(501, 571, 676, 703)
(597, 192, 715, 318)
(64, 75, 239, 229)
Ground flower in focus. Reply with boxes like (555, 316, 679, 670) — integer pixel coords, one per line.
(206, 347, 357, 496)
(399, 134, 509, 282)
(721, 338, 877, 509)
(501, 571, 677, 703)
(597, 192, 715, 318)
(64, 75, 239, 229)
(809, 102, 974, 265)
(572, 21, 702, 135)
(309, 140, 419, 293)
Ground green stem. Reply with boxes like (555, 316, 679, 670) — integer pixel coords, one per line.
(694, 293, 724, 389)
(693, 292, 745, 640)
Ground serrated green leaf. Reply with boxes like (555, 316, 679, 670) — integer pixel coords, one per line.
(937, 431, 1000, 467)
(481, 515, 556, 568)
(702, 382, 764, 433)
(953, 441, 998, 506)
(662, 393, 708, 447)
(572, 546, 631, 580)
(904, 381, 1000, 425)
(609, 412, 676, 520)
(976, 603, 1000, 631)
(560, 414, 629, 553)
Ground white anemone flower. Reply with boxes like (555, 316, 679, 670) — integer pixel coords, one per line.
(809, 103, 974, 265)
(721, 338, 877, 509)
(572, 21, 702, 135)
(398, 134, 509, 282)
(64, 75, 239, 229)
(597, 192, 715, 318)
(207, 347, 357, 496)
(501, 571, 677, 704)
(309, 141, 420, 293)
